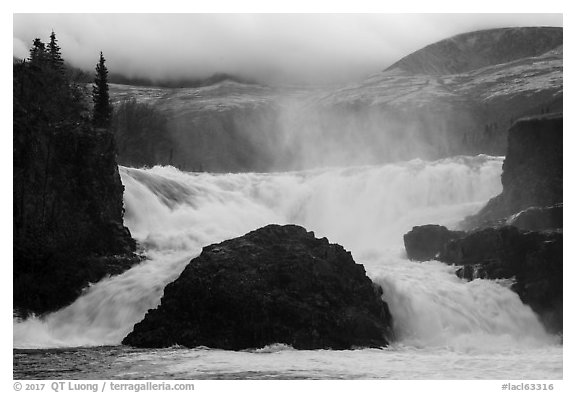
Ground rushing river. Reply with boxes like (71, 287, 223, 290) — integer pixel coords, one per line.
(13, 155, 563, 379)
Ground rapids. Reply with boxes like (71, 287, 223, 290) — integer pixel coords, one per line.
(13, 155, 556, 353)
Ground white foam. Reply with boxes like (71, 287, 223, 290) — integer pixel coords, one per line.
(14, 155, 550, 351)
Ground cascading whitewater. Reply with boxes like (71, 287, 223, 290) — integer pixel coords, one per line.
(13, 155, 553, 350)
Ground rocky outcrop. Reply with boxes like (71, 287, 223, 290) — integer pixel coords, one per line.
(464, 114, 563, 229)
(403, 225, 464, 261)
(13, 123, 140, 316)
(447, 227, 562, 333)
(123, 224, 393, 350)
(403, 224, 562, 333)
(404, 113, 563, 333)
(506, 204, 562, 232)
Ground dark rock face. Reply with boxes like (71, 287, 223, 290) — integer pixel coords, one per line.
(404, 114, 564, 334)
(441, 226, 529, 268)
(403, 225, 465, 261)
(403, 224, 563, 333)
(403, 222, 563, 332)
(464, 114, 562, 229)
(13, 124, 140, 316)
(446, 227, 562, 333)
(403, 225, 563, 333)
(123, 224, 393, 350)
(506, 204, 562, 232)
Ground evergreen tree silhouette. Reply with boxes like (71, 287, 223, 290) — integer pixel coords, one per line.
(29, 38, 48, 66)
(92, 52, 112, 128)
(47, 31, 65, 74)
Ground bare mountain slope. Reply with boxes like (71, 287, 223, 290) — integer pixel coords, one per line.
(386, 27, 562, 75)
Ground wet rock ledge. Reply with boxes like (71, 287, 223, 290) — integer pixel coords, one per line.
(404, 224, 562, 333)
(123, 224, 393, 350)
(403, 114, 563, 334)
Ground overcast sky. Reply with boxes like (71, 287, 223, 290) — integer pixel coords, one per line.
(13, 13, 562, 85)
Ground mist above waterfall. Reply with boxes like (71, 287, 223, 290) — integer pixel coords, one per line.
(269, 91, 476, 171)
(110, 31, 562, 174)
(142, 81, 483, 172)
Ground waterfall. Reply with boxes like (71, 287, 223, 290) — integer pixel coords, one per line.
(13, 155, 552, 350)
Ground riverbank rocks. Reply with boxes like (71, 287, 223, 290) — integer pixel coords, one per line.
(506, 204, 562, 232)
(403, 225, 465, 261)
(449, 226, 562, 333)
(404, 114, 563, 333)
(404, 224, 562, 333)
(123, 224, 393, 350)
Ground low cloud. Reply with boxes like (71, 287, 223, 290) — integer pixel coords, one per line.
(13, 13, 562, 85)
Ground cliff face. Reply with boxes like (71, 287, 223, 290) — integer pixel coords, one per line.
(13, 122, 139, 316)
(464, 114, 562, 228)
(500, 114, 563, 210)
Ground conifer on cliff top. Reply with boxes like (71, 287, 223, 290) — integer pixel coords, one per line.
(92, 51, 112, 128)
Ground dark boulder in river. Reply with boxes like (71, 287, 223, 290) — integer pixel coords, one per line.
(123, 224, 393, 350)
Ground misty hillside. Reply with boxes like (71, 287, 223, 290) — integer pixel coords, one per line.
(386, 27, 562, 75)
(109, 27, 562, 172)
(105, 72, 262, 89)
(17, 57, 263, 89)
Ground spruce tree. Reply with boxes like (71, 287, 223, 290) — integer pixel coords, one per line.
(92, 52, 112, 128)
(47, 31, 65, 74)
(29, 38, 47, 65)
(18, 34, 89, 124)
